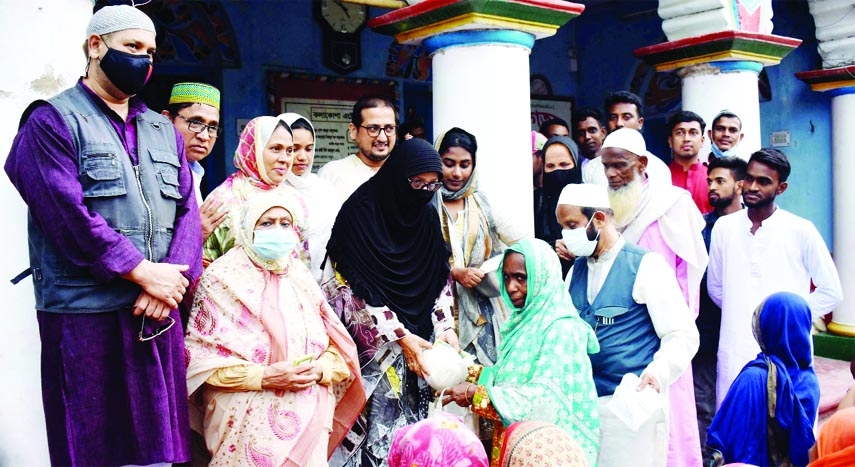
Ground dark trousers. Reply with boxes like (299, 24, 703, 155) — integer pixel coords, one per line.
(692, 351, 717, 467)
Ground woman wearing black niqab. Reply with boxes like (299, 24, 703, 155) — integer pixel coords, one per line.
(324, 137, 458, 467)
(534, 135, 582, 276)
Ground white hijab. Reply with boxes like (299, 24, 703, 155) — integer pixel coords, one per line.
(278, 112, 342, 282)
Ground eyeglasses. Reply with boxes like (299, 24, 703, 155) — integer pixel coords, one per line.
(359, 124, 397, 138)
(408, 177, 443, 192)
(138, 315, 176, 342)
(176, 114, 222, 138)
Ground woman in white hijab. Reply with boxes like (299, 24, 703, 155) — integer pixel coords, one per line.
(279, 112, 342, 283)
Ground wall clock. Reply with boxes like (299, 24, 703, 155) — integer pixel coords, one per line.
(320, 0, 367, 34)
(319, 0, 367, 74)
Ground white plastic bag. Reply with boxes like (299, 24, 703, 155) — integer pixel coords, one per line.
(422, 340, 476, 391)
(429, 388, 478, 433)
(428, 387, 450, 418)
(606, 373, 666, 432)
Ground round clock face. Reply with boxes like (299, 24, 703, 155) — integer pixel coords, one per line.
(321, 0, 367, 34)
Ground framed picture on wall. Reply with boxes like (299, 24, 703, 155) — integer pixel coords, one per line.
(531, 96, 574, 132)
(267, 72, 399, 170)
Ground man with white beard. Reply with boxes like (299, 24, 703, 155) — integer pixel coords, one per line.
(600, 128, 708, 467)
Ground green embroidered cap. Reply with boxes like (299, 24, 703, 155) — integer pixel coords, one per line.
(168, 82, 221, 110)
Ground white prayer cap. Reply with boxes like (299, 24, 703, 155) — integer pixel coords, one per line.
(601, 128, 646, 158)
(557, 183, 611, 209)
(86, 5, 156, 37)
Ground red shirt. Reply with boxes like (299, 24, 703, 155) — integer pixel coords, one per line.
(670, 161, 712, 214)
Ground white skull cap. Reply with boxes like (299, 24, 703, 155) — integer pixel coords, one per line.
(86, 5, 155, 37)
(557, 183, 611, 209)
(601, 128, 647, 158)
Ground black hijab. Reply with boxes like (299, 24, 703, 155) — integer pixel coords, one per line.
(326, 138, 451, 339)
(535, 136, 582, 244)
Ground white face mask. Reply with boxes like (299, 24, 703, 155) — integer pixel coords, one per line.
(252, 228, 299, 260)
(561, 215, 600, 257)
(711, 141, 740, 159)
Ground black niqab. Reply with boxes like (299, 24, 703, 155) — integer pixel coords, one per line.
(326, 138, 451, 339)
(535, 136, 582, 244)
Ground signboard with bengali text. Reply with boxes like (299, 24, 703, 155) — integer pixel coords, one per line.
(531, 97, 574, 133)
(281, 99, 358, 171)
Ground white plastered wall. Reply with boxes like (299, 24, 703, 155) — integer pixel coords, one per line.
(0, 1, 92, 464)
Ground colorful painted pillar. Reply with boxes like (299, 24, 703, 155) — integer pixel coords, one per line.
(0, 2, 91, 463)
(795, 0, 855, 337)
(370, 0, 585, 232)
(635, 0, 800, 160)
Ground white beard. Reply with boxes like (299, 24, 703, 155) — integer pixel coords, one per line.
(608, 175, 643, 228)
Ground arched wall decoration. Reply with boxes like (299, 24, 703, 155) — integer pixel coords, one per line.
(385, 41, 432, 81)
(628, 60, 682, 119)
(94, 0, 241, 69)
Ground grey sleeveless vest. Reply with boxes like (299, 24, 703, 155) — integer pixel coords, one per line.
(27, 84, 181, 313)
(569, 242, 661, 396)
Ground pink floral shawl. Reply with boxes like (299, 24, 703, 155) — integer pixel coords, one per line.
(186, 192, 364, 465)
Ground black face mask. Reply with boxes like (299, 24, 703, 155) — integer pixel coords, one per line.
(99, 42, 152, 96)
(543, 168, 581, 194)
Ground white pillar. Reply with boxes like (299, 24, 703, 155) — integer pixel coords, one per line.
(679, 61, 763, 161)
(829, 92, 855, 334)
(428, 31, 535, 235)
(0, 1, 91, 463)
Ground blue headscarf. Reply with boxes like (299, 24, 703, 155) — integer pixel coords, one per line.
(707, 292, 818, 467)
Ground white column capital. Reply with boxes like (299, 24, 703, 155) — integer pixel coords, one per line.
(807, 0, 855, 69)
(659, 0, 773, 42)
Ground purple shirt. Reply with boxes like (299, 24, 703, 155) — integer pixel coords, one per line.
(5, 80, 202, 285)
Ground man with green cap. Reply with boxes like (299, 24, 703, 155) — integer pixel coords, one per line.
(5, 5, 200, 466)
(162, 81, 227, 239)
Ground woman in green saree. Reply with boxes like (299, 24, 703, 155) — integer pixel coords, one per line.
(443, 237, 601, 467)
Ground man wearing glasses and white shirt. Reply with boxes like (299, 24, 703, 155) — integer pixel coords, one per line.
(318, 95, 398, 201)
(162, 82, 226, 241)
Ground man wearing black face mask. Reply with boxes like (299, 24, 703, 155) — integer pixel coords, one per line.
(4, 5, 200, 466)
(555, 183, 699, 467)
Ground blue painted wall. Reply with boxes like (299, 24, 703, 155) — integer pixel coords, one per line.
(217, 2, 436, 172)
(208, 0, 832, 246)
(764, 0, 833, 247)
(530, 16, 578, 98)
(569, 1, 676, 159)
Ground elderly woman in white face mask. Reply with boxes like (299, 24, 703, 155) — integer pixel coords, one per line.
(185, 191, 365, 466)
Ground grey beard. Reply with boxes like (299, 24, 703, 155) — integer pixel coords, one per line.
(608, 176, 643, 227)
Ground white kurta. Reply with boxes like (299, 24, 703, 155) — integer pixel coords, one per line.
(286, 173, 342, 284)
(316, 154, 378, 201)
(707, 207, 843, 407)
